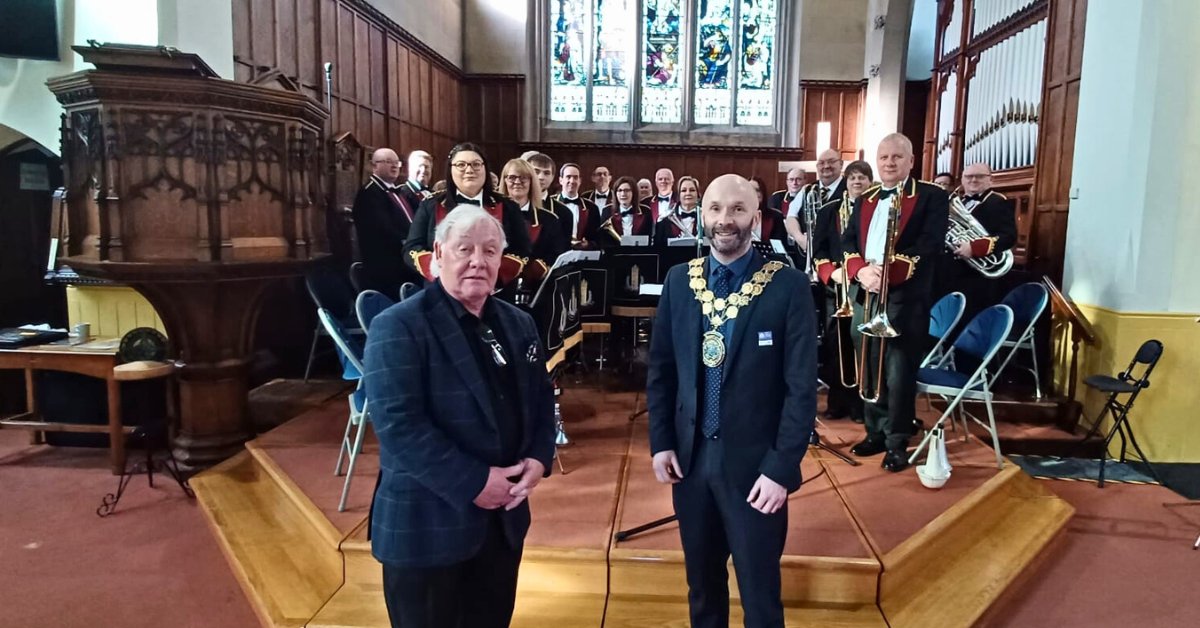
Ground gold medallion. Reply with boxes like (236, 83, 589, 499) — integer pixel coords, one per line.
(689, 277, 704, 290)
(714, 298, 726, 310)
(689, 265, 704, 277)
(701, 292, 713, 302)
(741, 283, 754, 295)
(702, 302, 713, 315)
(725, 305, 739, 319)
(751, 284, 763, 295)
(710, 315, 722, 327)
(701, 330, 726, 368)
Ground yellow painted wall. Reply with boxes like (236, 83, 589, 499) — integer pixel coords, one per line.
(1070, 304, 1200, 463)
(65, 286, 167, 339)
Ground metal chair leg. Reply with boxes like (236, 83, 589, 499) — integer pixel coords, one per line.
(338, 408, 370, 512)
(303, 325, 321, 382)
(1028, 338, 1043, 398)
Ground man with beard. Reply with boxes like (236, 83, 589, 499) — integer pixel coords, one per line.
(647, 174, 817, 628)
(353, 147, 422, 297)
(841, 133, 949, 472)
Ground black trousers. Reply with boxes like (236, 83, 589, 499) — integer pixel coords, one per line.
(673, 437, 787, 628)
(381, 514, 523, 628)
(851, 301, 922, 450)
(819, 291, 863, 420)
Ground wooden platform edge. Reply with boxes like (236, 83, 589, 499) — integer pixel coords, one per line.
(878, 465, 1075, 628)
(192, 450, 346, 628)
(245, 440, 351, 549)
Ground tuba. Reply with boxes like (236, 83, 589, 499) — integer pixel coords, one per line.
(947, 195, 1013, 278)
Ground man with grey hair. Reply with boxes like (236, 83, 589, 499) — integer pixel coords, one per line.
(365, 204, 556, 628)
(354, 147, 421, 297)
(399, 149, 434, 210)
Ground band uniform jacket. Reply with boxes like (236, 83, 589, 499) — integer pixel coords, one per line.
(598, 203, 655, 245)
(582, 188, 613, 212)
(362, 281, 556, 568)
(759, 207, 788, 243)
(952, 189, 1017, 259)
(353, 175, 422, 295)
(653, 209, 702, 248)
(812, 194, 851, 285)
(551, 194, 602, 247)
(841, 178, 950, 335)
(398, 179, 432, 213)
(521, 203, 569, 280)
(647, 193, 681, 222)
(770, 178, 847, 230)
(402, 191, 533, 286)
(646, 250, 818, 495)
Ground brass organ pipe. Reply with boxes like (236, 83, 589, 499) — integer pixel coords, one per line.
(857, 192, 902, 404)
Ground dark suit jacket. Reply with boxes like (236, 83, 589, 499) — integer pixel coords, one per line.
(523, 205, 569, 274)
(551, 194, 602, 246)
(812, 194, 851, 285)
(402, 191, 533, 283)
(653, 211, 701, 248)
(353, 176, 421, 295)
(842, 178, 949, 335)
(598, 204, 655, 245)
(647, 250, 818, 495)
(363, 281, 556, 568)
(955, 189, 1017, 257)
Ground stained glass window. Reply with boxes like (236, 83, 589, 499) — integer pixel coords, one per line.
(693, 0, 733, 125)
(592, 0, 635, 122)
(737, 0, 775, 125)
(550, 0, 588, 122)
(640, 0, 683, 124)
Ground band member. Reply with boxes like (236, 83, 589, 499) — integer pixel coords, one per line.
(583, 165, 613, 212)
(498, 158, 567, 280)
(654, 175, 701, 247)
(551, 162, 601, 248)
(750, 176, 787, 243)
(648, 174, 816, 628)
(399, 149, 434, 210)
(364, 206, 556, 628)
(784, 150, 847, 254)
(649, 168, 679, 221)
(841, 133, 948, 472)
(403, 143, 532, 287)
(942, 162, 1017, 321)
(598, 176, 653, 245)
(353, 147, 422, 298)
(813, 160, 874, 422)
(933, 171, 954, 192)
(637, 178, 654, 203)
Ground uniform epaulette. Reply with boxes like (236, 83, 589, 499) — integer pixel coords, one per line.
(918, 179, 938, 186)
(864, 183, 882, 192)
(771, 189, 787, 196)
(986, 190, 1008, 201)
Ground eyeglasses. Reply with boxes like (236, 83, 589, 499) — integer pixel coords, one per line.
(373, 159, 400, 165)
(503, 175, 527, 183)
(817, 159, 841, 167)
(451, 160, 485, 172)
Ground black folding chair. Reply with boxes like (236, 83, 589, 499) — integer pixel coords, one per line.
(303, 264, 363, 382)
(1080, 339, 1164, 487)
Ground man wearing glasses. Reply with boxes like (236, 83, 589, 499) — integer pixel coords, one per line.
(940, 162, 1017, 324)
(353, 147, 422, 298)
(366, 205, 556, 628)
(404, 143, 532, 288)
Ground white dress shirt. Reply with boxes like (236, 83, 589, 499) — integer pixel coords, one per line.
(864, 187, 901, 264)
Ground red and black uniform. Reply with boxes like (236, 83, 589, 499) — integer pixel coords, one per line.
(647, 193, 680, 223)
(811, 193, 861, 420)
(841, 178, 949, 453)
(597, 203, 654, 246)
(551, 194, 602, 248)
(582, 188, 613, 214)
(402, 191, 532, 287)
(353, 175, 423, 298)
(398, 178, 432, 214)
(938, 189, 1018, 324)
(519, 203, 568, 280)
(653, 207, 700, 248)
(758, 207, 788, 243)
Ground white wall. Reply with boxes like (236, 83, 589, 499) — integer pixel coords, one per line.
(861, 0, 913, 164)
(368, 0, 464, 69)
(464, 0, 527, 74)
(1064, 0, 1200, 313)
(157, 0, 234, 79)
(906, 0, 935, 80)
(799, 0, 869, 82)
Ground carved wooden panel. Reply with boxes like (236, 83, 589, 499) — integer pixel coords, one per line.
(798, 80, 865, 162)
(464, 75, 525, 166)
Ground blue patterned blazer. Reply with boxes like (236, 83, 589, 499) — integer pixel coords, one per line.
(363, 280, 556, 568)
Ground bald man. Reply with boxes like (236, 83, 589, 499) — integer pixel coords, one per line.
(648, 174, 817, 627)
(841, 133, 949, 472)
(940, 162, 1017, 323)
(782, 150, 847, 254)
(353, 147, 422, 297)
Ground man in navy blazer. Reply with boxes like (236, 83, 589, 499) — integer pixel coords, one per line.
(647, 174, 818, 628)
(363, 205, 556, 628)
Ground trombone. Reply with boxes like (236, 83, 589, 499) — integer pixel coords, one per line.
(857, 192, 901, 403)
(831, 193, 857, 388)
(800, 185, 820, 283)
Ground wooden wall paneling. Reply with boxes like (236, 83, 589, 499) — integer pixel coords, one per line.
(799, 81, 865, 162)
(232, 0, 252, 82)
(296, 0, 318, 93)
(275, 0, 298, 79)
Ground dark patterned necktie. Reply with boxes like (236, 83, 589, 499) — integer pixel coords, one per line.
(702, 265, 732, 439)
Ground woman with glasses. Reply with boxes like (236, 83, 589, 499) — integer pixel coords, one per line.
(498, 159, 567, 279)
(598, 176, 653, 246)
(403, 143, 532, 288)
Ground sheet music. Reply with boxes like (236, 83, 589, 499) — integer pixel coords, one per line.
(668, 236, 698, 247)
(549, 249, 602, 272)
(620, 235, 650, 246)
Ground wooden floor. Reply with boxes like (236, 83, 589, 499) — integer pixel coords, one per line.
(192, 382, 1074, 628)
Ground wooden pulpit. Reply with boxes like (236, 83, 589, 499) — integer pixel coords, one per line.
(48, 43, 328, 468)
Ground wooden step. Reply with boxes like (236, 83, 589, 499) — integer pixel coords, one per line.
(971, 421, 1105, 459)
(191, 451, 345, 628)
(877, 465, 1074, 628)
(603, 599, 888, 627)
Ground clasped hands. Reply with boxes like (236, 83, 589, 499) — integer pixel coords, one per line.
(652, 450, 788, 514)
(857, 263, 883, 293)
(473, 458, 546, 511)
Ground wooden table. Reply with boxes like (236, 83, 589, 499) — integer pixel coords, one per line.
(0, 340, 134, 474)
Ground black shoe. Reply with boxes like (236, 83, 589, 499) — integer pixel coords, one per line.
(851, 415, 865, 424)
(821, 410, 849, 421)
(851, 438, 887, 457)
(881, 449, 910, 472)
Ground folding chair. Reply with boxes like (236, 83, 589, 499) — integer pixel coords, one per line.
(317, 307, 370, 512)
(990, 282, 1048, 397)
(348, 261, 365, 293)
(909, 304, 1014, 469)
(399, 281, 421, 302)
(921, 291, 966, 368)
(355, 289, 395, 332)
(1080, 339, 1164, 488)
(304, 265, 363, 382)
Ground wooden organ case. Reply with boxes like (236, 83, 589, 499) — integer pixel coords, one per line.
(47, 44, 329, 468)
(925, 0, 1049, 270)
